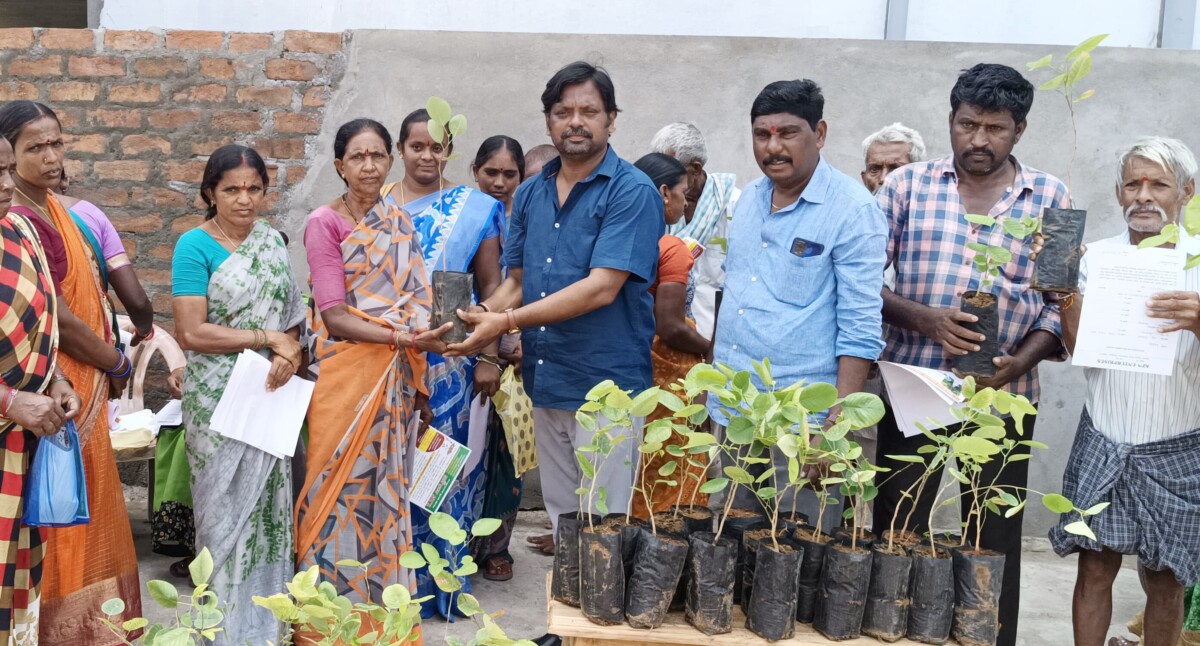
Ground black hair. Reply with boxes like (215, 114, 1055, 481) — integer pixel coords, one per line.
(541, 61, 619, 115)
(0, 100, 61, 148)
(473, 135, 526, 181)
(200, 144, 270, 220)
(950, 63, 1035, 125)
(398, 108, 454, 154)
(750, 80, 824, 130)
(634, 152, 687, 192)
(333, 118, 392, 185)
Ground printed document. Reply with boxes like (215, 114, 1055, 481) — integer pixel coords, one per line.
(1072, 246, 1185, 376)
(877, 362, 966, 438)
(410, 427, 471, 513)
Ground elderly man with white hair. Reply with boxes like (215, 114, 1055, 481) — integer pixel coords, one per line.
(649, 122, 739, 340)
(1049, 136, 1200, 646)
(860, 122, 926, 194)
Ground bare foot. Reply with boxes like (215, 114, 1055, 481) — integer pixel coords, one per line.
(526, 533, 555, 555)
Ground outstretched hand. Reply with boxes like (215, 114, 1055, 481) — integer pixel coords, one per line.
(444, 309, 509, 357)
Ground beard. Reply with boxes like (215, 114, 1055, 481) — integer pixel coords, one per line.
(556, 127, 603, 159)
(1123, 203, 1171, 233)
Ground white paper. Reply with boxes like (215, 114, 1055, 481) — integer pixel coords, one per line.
(155, 399, 183, 427)
(209, 350, 314, 458)
(113, 409, 156, 433)
(464, 394, 490, 476)
(410, 427, 471, 512)
(877, 362, 966, 438)
(1072, 246, 1186, 376)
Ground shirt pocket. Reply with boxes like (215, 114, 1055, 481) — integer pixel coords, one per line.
(773, 253, 828, 307)
(556, 210, 602, 269)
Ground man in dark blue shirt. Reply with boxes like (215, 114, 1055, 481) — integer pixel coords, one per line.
(449, 62, 663, 552)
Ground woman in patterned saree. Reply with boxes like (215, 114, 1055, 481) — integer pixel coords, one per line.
(391, 108, 506, 620)
(171, 145, 306, 644)
(0, 100, 142, 645)
(0, 135, 82, 645)
(297, 120, 450, 638)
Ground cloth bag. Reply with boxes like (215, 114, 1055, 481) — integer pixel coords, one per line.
(23, 419, 90, 527)
(491, 365, 537, 476)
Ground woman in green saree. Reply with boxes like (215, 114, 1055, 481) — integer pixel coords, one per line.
(171, 145, 305, 644)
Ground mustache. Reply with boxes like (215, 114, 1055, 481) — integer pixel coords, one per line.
(763, 155, 793, 166)
(561, 128, 592, 139)
(1124, 203, 1170, 223)
(965, 148, 995, 159)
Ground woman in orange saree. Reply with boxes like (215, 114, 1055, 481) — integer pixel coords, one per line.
(631, 153, 713, 519)
(1, 101, 142, 644)
(297, 120, 449, 643)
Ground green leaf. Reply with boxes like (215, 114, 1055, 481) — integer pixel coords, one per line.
(1066, 33, 1108, 61)
(189, 548, 214, 586)
(840, 392, 885, 428)
(644, 424, 672, 445)
(629, 387, 661, 417)
(1083, 502, 1111, 516)
(457, 592, 483, 617)
(952, 435, 1001, 457)
(382, 584, 411, 609)
(471, 517, 502, 537)
(752, 358, 776, 389)
(336, 559, 366, 568)
(986, 246, 1013, 264)
(1065, 53, 1093, 87)
(658, 461, 678, 476)
(947, 466, 970, 484)
(121, 617, 149, 631)
(154, 627, 196, 646)
(886, 454, 926, 463)
(399, 550, 427, 569)
(447, 114, 468, 138)
(726, 417, 755, 444)
(756, 486, 779, 500)
(1039, 73, 1067, 91)
(724, 466, 754, 485)
(148, 579, 179, 609)
(1184, 195, 1200, 236)
(1186, 255, 1200, 270)
(964, 213, 996, 227)
(1042, 493, 1075, 514)
(1005, 499, 1027, 518)
(425, 119, 445, 145)
(1137, 223, 1178, 249)
(684, 432, 718, 449)
(973, 425, 1007, 440)
(699, 477, 730, 494)
(426, 96, 452, 125)
(1026, 53, 1053, 70)
(798, 383, 838, 412)
(1074, 88, 1096, 102)
(1063, 520, 1097, 541)
(575, 453, 595, 480)
(428, 512, 461, 541)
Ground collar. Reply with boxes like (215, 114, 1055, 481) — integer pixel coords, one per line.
(757, 156, 831, 212)
(541, 145, 619, 182)
(936, 153, 1036, 195)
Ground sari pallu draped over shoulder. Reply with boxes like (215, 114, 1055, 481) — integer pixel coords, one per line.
(26, 196, 142, 645)
(0, 211, 59, 646)
(182, 220, 305, 645)
(296, 194, 430, 643)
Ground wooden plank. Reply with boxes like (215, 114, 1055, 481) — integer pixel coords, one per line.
(546, 572, 922, 645)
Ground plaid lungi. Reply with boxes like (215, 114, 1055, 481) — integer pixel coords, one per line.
(1049, 409, 1200, 586)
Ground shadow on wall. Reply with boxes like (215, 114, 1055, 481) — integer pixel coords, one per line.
(1, 0, 87, 28)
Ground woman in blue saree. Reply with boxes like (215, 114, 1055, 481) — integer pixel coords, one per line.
(388, 108, 506, 620)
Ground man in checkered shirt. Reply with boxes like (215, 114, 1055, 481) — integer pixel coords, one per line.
(871, 63, 1069, 646)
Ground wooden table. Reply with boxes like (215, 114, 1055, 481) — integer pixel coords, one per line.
(546, 574, 923, 645)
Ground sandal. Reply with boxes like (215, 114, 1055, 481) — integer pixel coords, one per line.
(169, 557, 192, 580)
(482, 556, 513, 581)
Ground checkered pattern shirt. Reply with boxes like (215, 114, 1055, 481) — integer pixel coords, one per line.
(877, 155, 1069, 402)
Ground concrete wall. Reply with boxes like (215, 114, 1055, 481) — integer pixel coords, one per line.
(285, 30, 1200, 534)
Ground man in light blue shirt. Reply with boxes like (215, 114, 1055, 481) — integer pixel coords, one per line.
(711, 79, 887, 523)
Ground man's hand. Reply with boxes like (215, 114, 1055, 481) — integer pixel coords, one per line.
(966, 353, 1026, 390)
(919, 306, 985, 356)
(474, 361, 501, 398)
(6, 390, 67, 436)
(1148, 291, 1200, 336)
(444, 310, 509, 357)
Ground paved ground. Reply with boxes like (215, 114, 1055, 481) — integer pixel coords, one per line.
(126, 485, 1145, 645)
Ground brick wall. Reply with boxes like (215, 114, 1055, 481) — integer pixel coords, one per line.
(0, 27, 346, 320)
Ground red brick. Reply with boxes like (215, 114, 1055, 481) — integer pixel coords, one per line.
(283, 30, 340, 53)
(265, 58, 318, 81)
(192, 193, 207, 210)
(68, 55, 125, 77)
(63, 159, 85, 179)
(8, 56, 62, 77)
(134, 57, 188, 78)
(148, 244, 172, 259)
(151, 292, 173, 314)
(198, 57, 235, 79)
(228, 33, 273, 53)
(132, 187, 187, 208)
(94, 160, 149, 181)
(138, 266, 171, 285)
(263, 137, 305, 159)
(75, 186, 128, 207)
(121, 134, 171, 155)
(211, 111, 261, 132)
(88, 108, 142, 129)
(302, 86, 328, 107)
(235, 86, 292, 106)
(64, 132, 108, 154)
(260, 192, 280, 213)
(0, 81, 39, 101)
(0, 28, 35, 49)
(49, 81, 100, 102)
(55, 108, 84, 129)
(40, 29, 94, 50)
(171, 214, 204, 233)
(104, 30, 161, 51)
(273, 112, 319, 134)
(283, 165, 307, 185)
(111, 215, 164, 235)
(172, 83, 228, 103)
(108, 82, 162, 104)
(166, 161, 206, 183)
(121, 238, 138, 260)
(166, 30, 223, 51)
(190, 138, 233, 156)
(146, 109, 201, 129)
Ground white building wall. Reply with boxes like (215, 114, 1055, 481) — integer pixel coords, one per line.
(905, 0, 1164, 48)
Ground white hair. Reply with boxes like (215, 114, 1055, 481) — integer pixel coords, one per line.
(861, 122, 926, 163)
(1116, 136, 1198, 194)
(650, 122, 708, 166)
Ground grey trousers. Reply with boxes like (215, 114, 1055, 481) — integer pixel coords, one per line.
(534, 407, 641, 540)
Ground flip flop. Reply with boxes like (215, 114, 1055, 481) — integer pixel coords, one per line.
(482, 556, 513, 581)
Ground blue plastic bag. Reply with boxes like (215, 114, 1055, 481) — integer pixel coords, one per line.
(22, 419, 90, 527)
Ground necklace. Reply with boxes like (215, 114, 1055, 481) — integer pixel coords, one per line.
(210, 217, 245, 248)
(12, 185, 50, 219)
(340, 194, 364, 223)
